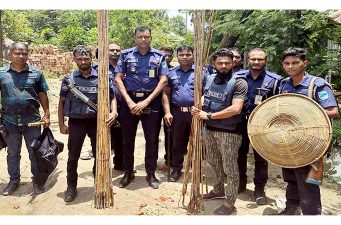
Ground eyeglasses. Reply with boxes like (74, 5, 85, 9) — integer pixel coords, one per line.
(249, 58, 266, 62)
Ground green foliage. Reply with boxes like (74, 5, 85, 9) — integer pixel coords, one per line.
(58, 26, 96, 51)
(2, 10, 34, 42)
(332, 117, 341, 144)
(212, 10, 341, 83)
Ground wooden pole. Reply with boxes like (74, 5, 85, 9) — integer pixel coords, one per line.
(94, 10, 114, 209)
(180, 10, 216, 215)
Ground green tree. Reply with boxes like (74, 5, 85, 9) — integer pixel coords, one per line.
(2, 10, 34, 42)
(212, 10, 341, 83)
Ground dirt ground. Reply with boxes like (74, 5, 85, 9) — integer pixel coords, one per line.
(0, 78, 340, 216)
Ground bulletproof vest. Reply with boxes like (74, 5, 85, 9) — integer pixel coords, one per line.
(63, 71, 98, 119)
(203, 74, 244, 131)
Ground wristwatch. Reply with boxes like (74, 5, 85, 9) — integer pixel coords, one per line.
(207, 112, 213, 120)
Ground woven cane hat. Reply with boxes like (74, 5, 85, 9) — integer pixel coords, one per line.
(247, 93, 332, 168)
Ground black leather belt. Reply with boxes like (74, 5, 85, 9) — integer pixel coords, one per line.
(172, 105, 191, 113)
(128, 92, 151, 97)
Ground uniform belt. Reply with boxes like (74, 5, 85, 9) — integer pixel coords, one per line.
(172, 105, 191, 113)
(128, 92, 151, 97)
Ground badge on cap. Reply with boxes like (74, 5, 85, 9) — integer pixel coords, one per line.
(318, 91, 328, 100)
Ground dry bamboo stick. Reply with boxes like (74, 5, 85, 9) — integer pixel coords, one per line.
(180, 10, 216, 215)
(94, 10, 114, 209)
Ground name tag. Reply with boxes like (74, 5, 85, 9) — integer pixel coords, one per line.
(127, 58, 138, 63)
(254, 95, 262, 105)
(149, 69, 155, 78)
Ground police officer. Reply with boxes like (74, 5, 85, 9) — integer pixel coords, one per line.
(235, 48, 282, 205)
(192, 48, 247, 215)
(279, 47, 338, 215)
(58, 45, 117, 202)
(158, 46, 174, 172)
(93, 43, 123, 170)
(0, 42, 50, 196)
(163, 45, 194, 182)
(227, 47, 243, 73)
(115, 26, 168, 189)
(160, 46, 174, 69)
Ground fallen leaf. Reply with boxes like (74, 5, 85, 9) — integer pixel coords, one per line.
(139, 203, 147, 208)
(160, 196, 168, 202)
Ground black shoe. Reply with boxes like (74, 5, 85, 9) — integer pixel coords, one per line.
(254, 189, 268, 205)
(2, 181, 20, 196)
(169, 170, 182, 182)
(278, 206, 302, 215)
(64, 186, 77, 202)
(146, 173, 160, 189)
(119, 172, 135, 188)
(33, 182, 45, 195)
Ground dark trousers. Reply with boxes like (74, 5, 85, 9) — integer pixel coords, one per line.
(158, 108, 173, 164)
(111, 125, 123, 168)
(67, 118, 97, 188)
(282, 166, 321, 215)
(3, 120, 41, 183)
(237, 117, 268, 189)
(120, 95, 161, 174)
(170, 107, 191, 170)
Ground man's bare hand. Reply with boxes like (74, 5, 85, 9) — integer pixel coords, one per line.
(164, 112, 173, 127)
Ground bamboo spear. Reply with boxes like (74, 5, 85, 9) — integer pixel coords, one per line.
(180, 10, 216, 215)
(94, 10, 114, 209)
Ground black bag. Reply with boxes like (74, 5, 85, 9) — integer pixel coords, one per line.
(0, 122, 8, 150)
(30, 127, 64, 183)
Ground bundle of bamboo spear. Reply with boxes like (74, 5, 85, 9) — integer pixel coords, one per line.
(180, 10, 217, 214)
(94, 10, 114, 209)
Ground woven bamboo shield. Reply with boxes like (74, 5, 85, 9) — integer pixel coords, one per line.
(247, 93, 332, 168)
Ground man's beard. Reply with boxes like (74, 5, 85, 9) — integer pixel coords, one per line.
(214, 70, 232, 84)
(216, 70, 232, 77)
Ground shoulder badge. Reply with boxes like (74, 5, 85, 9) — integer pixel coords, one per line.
(318, 91, 329, 101)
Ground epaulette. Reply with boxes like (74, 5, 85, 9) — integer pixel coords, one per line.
(234, 69, 249, 76)
(265, 71, 282, 80)
(314, 77, 331, 88)
(169, 65, 179, 72)
(121, 47, 135, 54)
(151, 48, 165, 56)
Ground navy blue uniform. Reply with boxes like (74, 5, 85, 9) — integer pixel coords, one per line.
(116, 47, 168, 174)
(60, 68, 115, 188)
(279, 74, 337, 215)
(236, 69, 282, 191)
(167, 65, 195, 170)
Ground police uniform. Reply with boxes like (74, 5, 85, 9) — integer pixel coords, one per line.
(0, 65, 49, 186)
(93, 63, 123, 170)
(235, 69, 282, 192)
(160, 63, 174, 166)
(60, 68, 114, 188)
(115, 47, 168, 175)
(279, 73, 337, 215)
(203, 73, 247, 205)
(167, 65, 195, 171)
